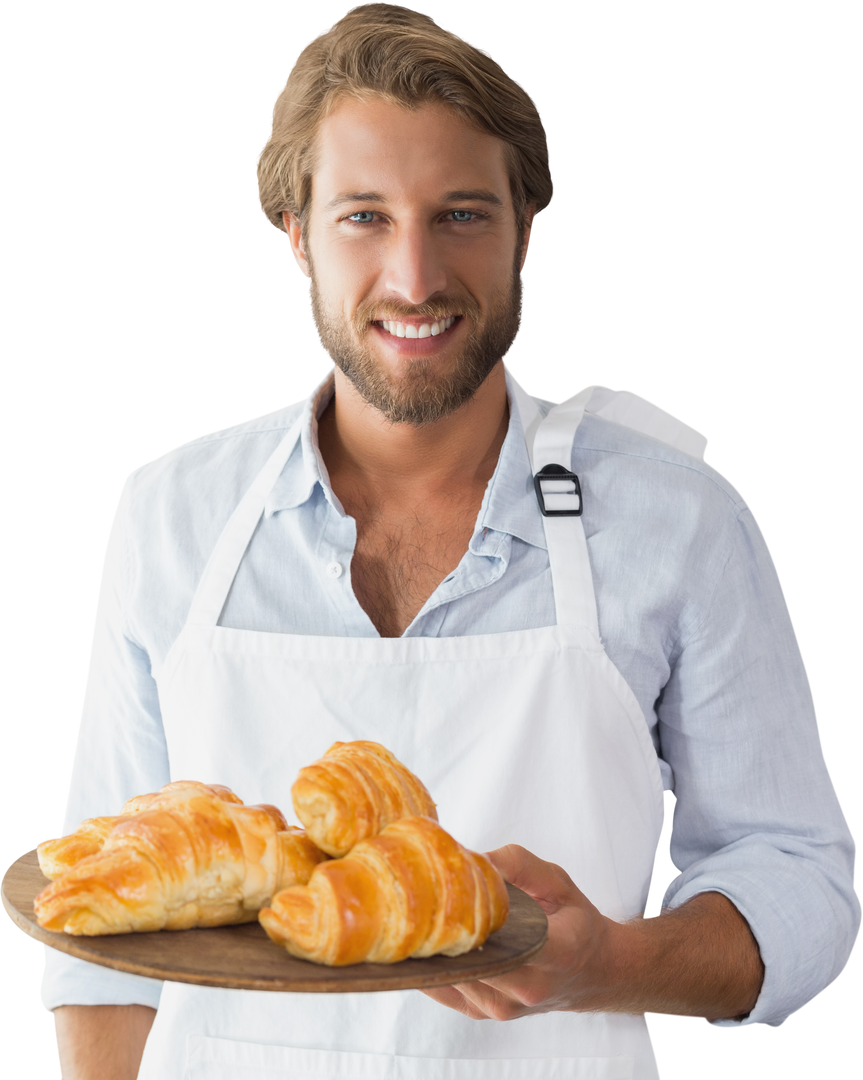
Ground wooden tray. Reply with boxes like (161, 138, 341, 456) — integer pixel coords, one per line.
(3, 850, 548, 993)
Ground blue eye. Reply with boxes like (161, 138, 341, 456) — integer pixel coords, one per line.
(347, 210, 375, 223)
(450, 210, 474, 222)
(343, 211, 486, 228)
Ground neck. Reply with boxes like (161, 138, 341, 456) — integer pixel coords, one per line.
(317, 362, 509, 501)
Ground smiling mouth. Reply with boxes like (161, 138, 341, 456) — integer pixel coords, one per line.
(376, 316, 459, 339)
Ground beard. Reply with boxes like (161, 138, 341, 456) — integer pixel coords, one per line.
(308, 253, 523, 427)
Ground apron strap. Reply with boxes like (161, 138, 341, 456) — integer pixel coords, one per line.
(509, 376, 601, 638)
(185, 416, 305, 627)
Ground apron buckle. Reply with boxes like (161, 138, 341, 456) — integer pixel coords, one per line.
(533, 465, 583, 516)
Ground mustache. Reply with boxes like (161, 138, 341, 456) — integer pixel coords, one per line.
(358, 302, 479, 321)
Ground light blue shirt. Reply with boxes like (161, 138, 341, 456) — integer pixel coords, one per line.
(44, 373, 858, 1028)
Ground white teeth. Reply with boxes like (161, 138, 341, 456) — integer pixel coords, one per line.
(380, 316, 457, 338)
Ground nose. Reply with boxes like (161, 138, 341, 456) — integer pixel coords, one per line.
(382, 222, 448, 305)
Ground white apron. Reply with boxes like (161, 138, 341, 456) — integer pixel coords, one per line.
(139, 376, 675, 1080)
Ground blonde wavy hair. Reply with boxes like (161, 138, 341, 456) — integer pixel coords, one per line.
(257, 4, 552, 233)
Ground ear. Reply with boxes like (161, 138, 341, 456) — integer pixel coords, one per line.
(283, 211, 311, 278)
(518, 205, 537, 272)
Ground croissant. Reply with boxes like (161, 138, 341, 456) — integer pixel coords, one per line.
(259, 815, 509, 965)
(292, 741, 437, 857)
(37, 816, 118, 881)
(37, 782, 244, 880)
(34, 783, 328, 935)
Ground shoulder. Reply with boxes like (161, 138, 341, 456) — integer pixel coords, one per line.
(573, 409, 748, 530)
(123, 401, 305, 518)
(117, 399, 305, 575)
(556, 406, 786, 688)
(570, 411, 761, 651)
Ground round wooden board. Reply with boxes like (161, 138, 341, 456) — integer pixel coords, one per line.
(3, 850, 548, 992)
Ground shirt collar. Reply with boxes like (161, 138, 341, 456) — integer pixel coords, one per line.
(477, 374, 548, 551)
(264, 366, 549, 551)
(264, 372, 337, 516)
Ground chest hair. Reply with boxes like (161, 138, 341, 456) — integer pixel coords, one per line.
(349, 498, 480, 638)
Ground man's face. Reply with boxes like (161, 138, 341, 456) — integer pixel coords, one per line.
(287, 96, 529, 425)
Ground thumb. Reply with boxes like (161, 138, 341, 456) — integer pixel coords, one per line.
(484, 844, 578, 914)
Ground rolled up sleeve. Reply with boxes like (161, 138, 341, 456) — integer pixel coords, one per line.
(659, 507, 859, 1025)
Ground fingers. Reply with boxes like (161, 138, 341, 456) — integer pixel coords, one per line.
(484, 844, 581, 914)
(421, 979, 537, 1021)
(420, 985, 483, 1019)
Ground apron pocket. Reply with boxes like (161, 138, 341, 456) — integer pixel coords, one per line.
(185, 1035, 634, 1079)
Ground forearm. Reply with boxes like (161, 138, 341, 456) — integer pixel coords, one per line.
(54, 1004, 156, 1080)
(585, 891, 764, 1019)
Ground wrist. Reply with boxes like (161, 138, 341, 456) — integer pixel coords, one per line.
(544, 908, 638, 1015)
(564, 893, 763, 1019)
(565, 913, 651, 1014)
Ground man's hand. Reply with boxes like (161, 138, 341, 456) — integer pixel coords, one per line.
(424, 844, 614, 1020)
(422, 845, 764, 1022)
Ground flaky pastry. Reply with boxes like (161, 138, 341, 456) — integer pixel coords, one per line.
(259, 815, 509, 965)
(34, 783, 327, 935)
(37, 781, 244, 880)
(292, 741, 437, 857)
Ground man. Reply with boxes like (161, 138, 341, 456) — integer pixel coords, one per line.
(45, 5, 857, 1078)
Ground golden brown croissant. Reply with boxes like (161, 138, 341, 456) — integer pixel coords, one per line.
(34, 784, 328, 935)
(291, 741, 437, 857)
(259, 815, 509, 965)
(37, 782, 244, 880)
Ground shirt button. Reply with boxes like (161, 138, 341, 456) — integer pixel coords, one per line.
(326, 561, 343, 579)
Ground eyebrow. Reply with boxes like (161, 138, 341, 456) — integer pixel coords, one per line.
(323, 189, 505, 212)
